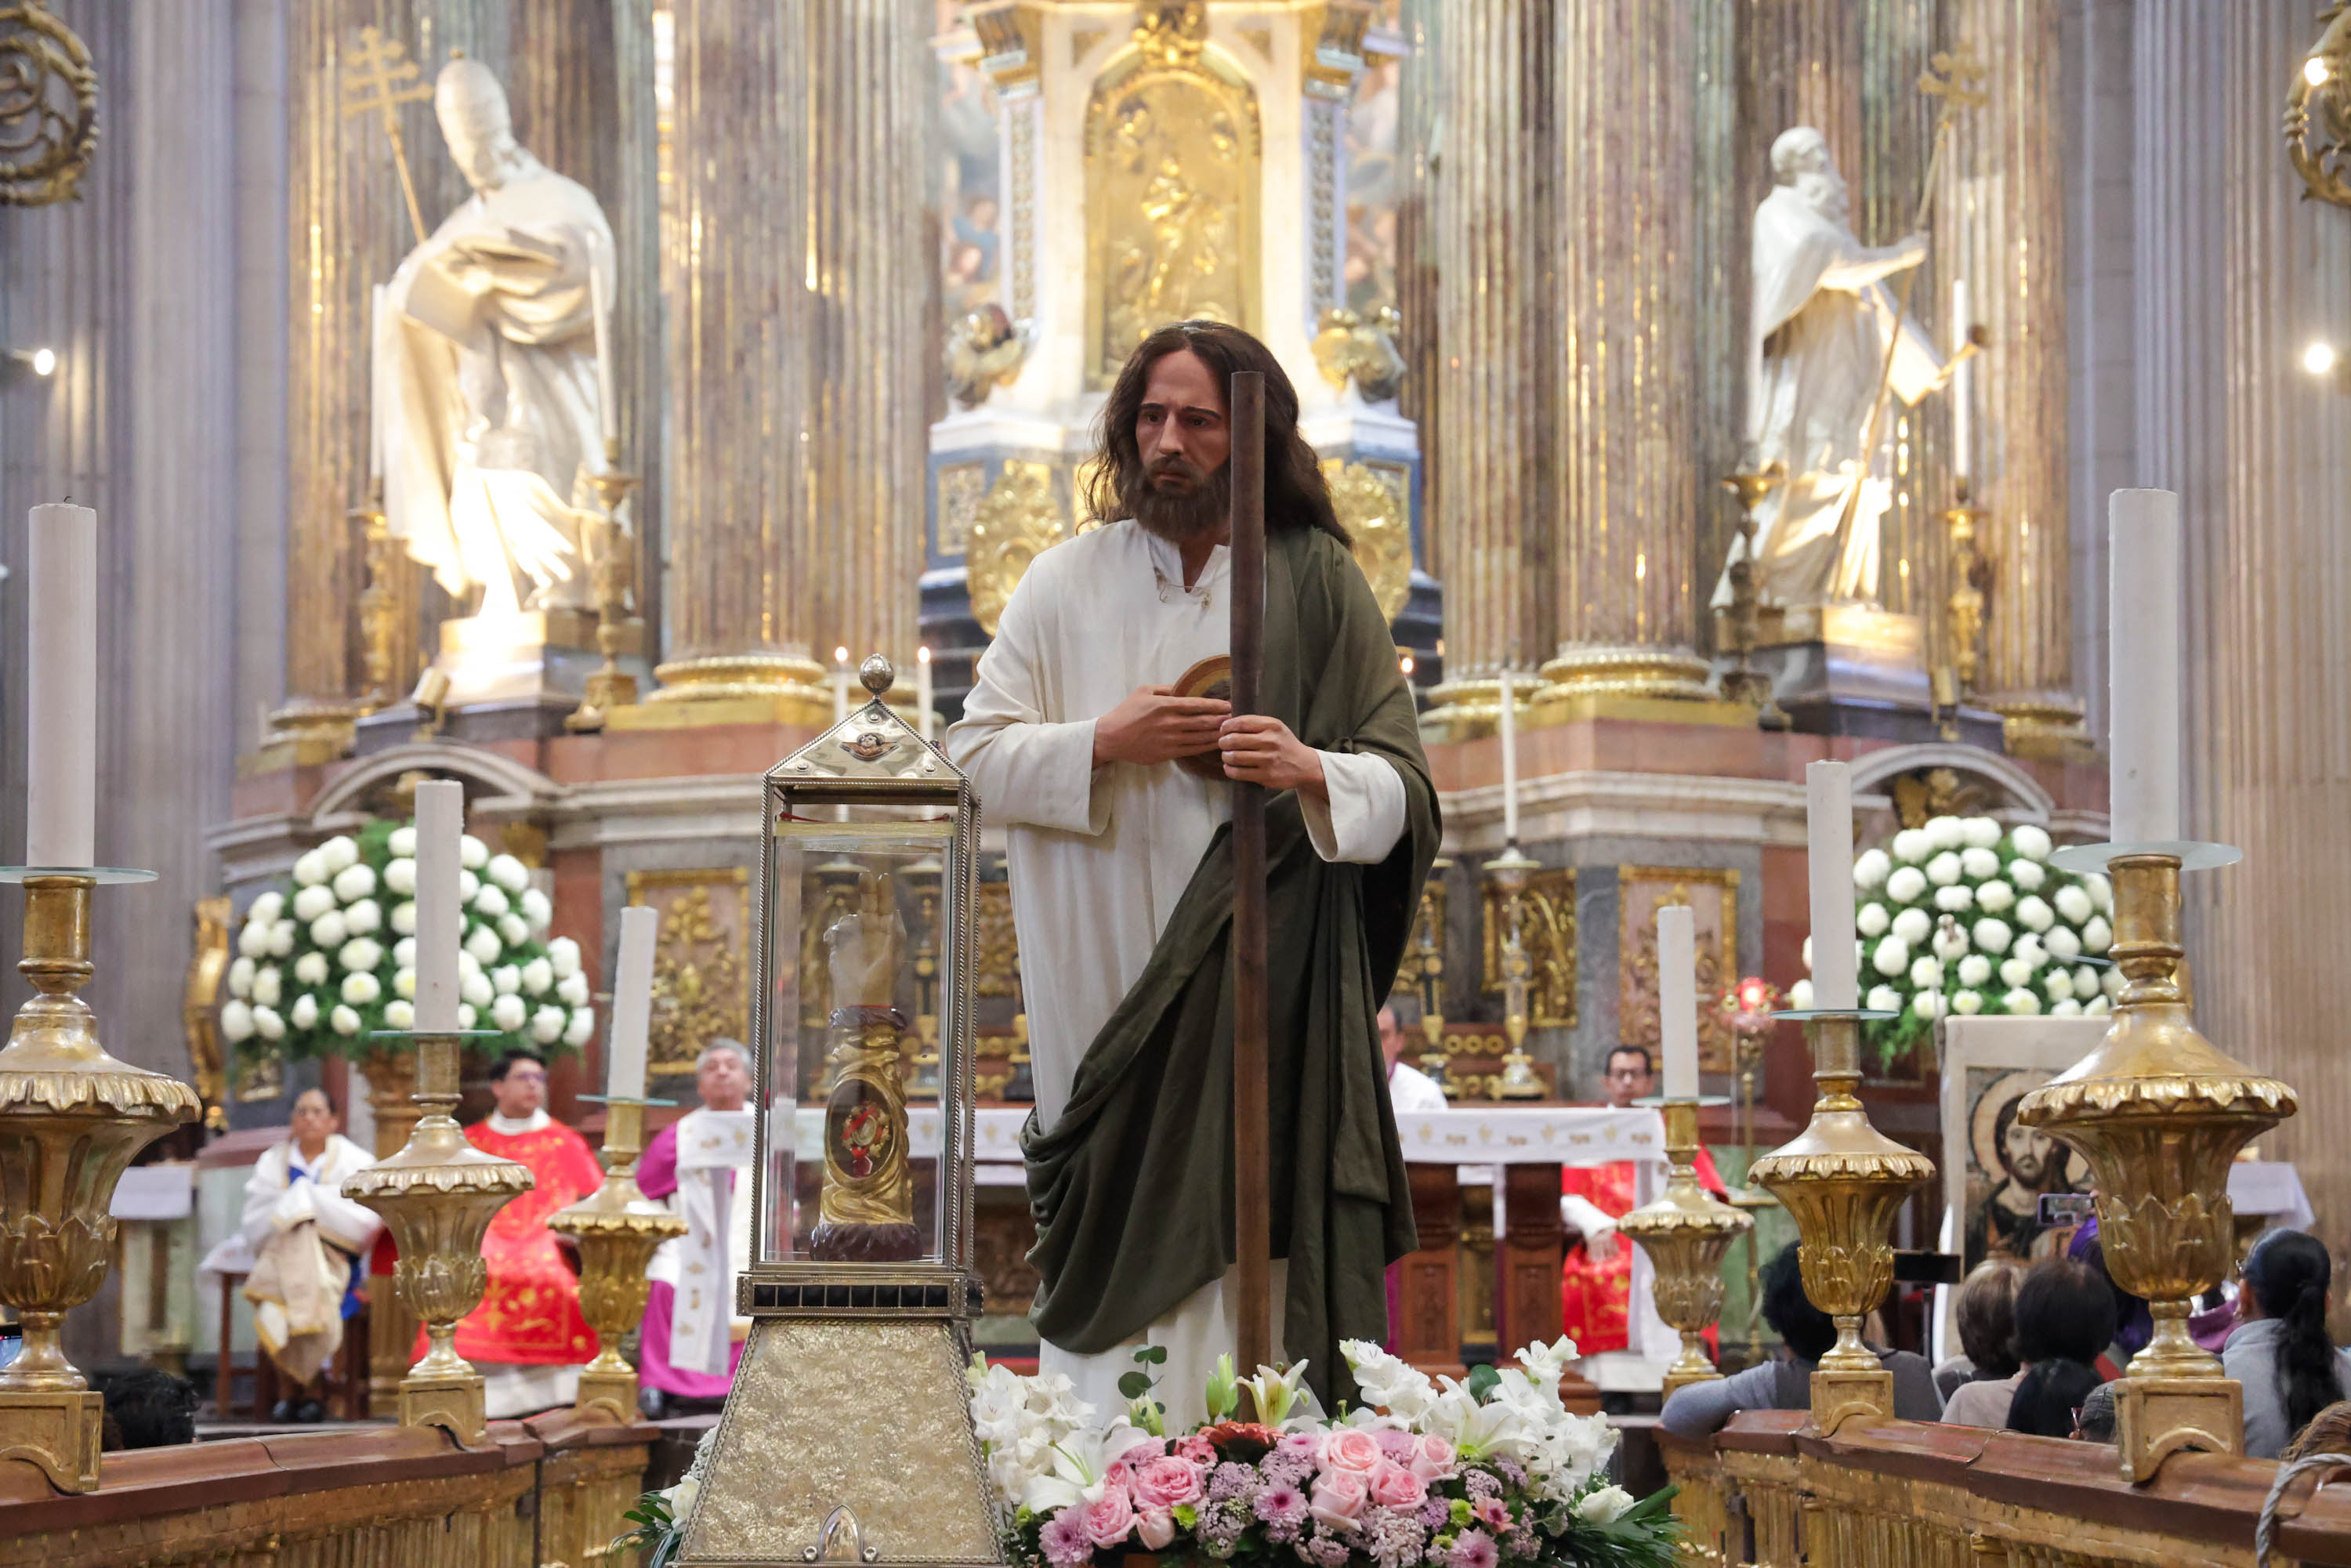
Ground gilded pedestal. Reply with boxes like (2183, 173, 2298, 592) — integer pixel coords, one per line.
(1749, 1012, 1935, 1435)
(549, 1098, 686, 1421)
(0, 874, 200, 1491)
(2017, 853, 2295, 1480)
(1617, 1099, 1751, 1396)
(342, 1030, 534, 1446)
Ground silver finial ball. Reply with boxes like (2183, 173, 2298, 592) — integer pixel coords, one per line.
(859, 654, 894, 695)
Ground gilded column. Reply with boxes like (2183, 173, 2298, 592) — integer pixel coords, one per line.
(1394, 0, 1440, 581)
(279, 2, 504, 755)
(1953, 0, 2081, 748)
(1539, 0, 1710, 701)
(1425, 0, 1554, 733)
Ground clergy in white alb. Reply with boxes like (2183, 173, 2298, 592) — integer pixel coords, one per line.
(1712, 125, 1946, 614)
(638, 1041, 757, 1407)
(947, 321, 1439, 1425)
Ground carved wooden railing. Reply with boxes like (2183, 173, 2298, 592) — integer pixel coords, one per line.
(0, 1405, 654, 1568)
(1661, 1410, 2351, 1568)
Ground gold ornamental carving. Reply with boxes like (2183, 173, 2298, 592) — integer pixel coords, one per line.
(1086, 2, 1262, 387)
(974, 878, 1023, 1001)
(547, 1098, 686, 1421)
(1748, 1013, 1936, 1436)
(966, 460, 1064, 637)
(0, 0, 98, 207)
(1478, 866, 1575, 1030)
(935, 461, 987, 557)
(1311, 306, 1406, 405)
(626, 870, 752, 1076)
(182, 894, 231, 1132)
(2288, 5, 2351, 209)
(1619, 868, 1736, 1073)
(0, 874, 201, 1490)
(1617, 1100, 1751, 1396)
(1324, 458, 1414, 625)
(2016, 852, 2295, 1479)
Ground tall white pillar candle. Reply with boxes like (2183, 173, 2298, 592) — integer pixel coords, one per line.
(412, 780, 463, 1032)
(607, 904, 657, 1100)
(916, 645, 934, 743)
(1806, 759, 1858, 1010)
(1498, 665, 1519, 844)
(26, 503, 96, 868)
(1950, 278, 1971, 484)
(2109, 488, 2182, 843)
(591, 247, 618, 446)
(833, 646, 850, 726)
(1657, 903, 1699, 1099)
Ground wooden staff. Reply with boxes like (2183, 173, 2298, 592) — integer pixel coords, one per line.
(1228, 370, 1272, 1382)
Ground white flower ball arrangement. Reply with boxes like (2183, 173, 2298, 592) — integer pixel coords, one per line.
(1795, 813, 2111, 1065)
(219, 816, 596, 1062)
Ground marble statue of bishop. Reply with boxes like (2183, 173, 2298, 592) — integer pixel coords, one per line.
(1712, 126, 1945, 616)
(376, 56, 614, 622)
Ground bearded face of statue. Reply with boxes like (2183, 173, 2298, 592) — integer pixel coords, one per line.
(1770, 127, 1851, 225)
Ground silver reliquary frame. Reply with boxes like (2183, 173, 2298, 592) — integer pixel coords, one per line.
(681, 654, 1003, 1568)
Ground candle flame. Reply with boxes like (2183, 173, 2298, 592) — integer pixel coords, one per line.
(2303, 340, 2339, 378)
(834, 646, 849, 664)
(2308, 55, 2331, 86)
(917, 645, 932, 664)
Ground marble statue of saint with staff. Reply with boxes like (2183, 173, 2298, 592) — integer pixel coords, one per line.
(947, 320, 1440, 1423)
(375, 55, 617, 624)
(1712, 126, 1946, 617)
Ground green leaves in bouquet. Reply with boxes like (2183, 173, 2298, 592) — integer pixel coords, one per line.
(1554, 1486, 1683, 1568)
(614, 1490, 684, 1568)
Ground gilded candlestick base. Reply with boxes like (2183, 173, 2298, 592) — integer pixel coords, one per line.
(549, 1098, 687, 1421)
(1748, 1012, 1934, 1435)
(566, 451, 643, 733)
(1617, 1099, 1751, 1396)
(0, 873, 200, 1491)
(2016, 852, 2294, 1479)
(342, 1030, 534, 1446)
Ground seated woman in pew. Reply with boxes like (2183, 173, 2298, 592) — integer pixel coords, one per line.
(1944, 1255, 2114, 1433)
(2229, 1229, 2351, 1459)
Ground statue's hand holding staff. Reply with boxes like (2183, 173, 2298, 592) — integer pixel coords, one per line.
(1092, 685, 1229, 767)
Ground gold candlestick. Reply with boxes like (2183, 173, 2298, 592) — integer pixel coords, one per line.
(342, 1030, 534, 1445)
(1400, 860, 1450, 1091)
(1718, 464, 1789, 730)
(1485, 848, 1545, 1099)
(567, 436, 643, 732)
(0, 872, 199, 1490)
(549, 1096, 686, 1421)
(1617, 1099, 1751, 1395)
(1941, 482, 1987, 701)
(1748, 1012, 1935, 1434)
(2017, 850, 2294, 1479)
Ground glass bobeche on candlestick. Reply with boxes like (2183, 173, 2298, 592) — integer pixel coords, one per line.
(679, 654, 999, 1567)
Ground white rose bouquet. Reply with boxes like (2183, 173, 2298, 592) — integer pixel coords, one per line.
(1787, 814, 2118, 1067)
(219, 816, 595, 1062)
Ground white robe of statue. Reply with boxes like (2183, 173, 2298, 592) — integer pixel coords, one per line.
(376, 56, 614, 621)
(947, 520, 1407, 1425)
(1712, 126, 1944, 615)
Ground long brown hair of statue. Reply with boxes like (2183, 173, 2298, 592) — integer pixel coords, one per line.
(1085, 320, 1352, 547)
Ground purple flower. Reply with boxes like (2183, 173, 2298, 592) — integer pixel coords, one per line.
(1489, 1458, 1527, 1493)
(1502, 1526, 1537, 1559)
(1462, 1469, 1501, 1502)
(1375, 1429, 1420, 1464)
(1361, 1506, 1430, 1568)
(1210, 1461, 1261, 1502)
(1448, 1528, 1500, 1568)
(1417, 1497, 1452, 1530)
(1197, 1500, 1252, 1559)
(1305, 1526, 1357, 1568)
(1262, 1449, 1317, 1489)
(1258, 1486, 1310, 1526)
(1039, 1509, 1093, 1567)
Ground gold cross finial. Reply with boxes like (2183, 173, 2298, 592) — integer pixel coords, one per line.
(1919, 49, 1990, 110)
(338, 26, 434, 243)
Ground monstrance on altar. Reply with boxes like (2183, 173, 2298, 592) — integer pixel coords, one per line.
(680, 655, 1001, 1567)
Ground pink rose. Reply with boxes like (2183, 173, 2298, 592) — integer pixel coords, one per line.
(1367, 1461, 1428, 1511)
(1407, 1434, 1458, 1483)
(1135, 1508, 1176, 1551)
(1320, 1427, 1385, 1478)
(1308, 1472, 1369, 1530)
(1132, 1455, 1205, 1511)
(1173, 1434, 1217, 1468)
(1079, 1483, 1136, 1549)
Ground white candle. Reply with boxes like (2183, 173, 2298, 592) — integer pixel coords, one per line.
(2109, 488, 2182, 844)
(916, 645, 934, 744)
(607, 904, 657, 1100)
(1806, 759, 1858, 1010)
(26, 504, 96, 869)
(1950, 279, 1971, 484)
(413, 780, 463, 1032)
(368, 284, 388, 486)
(1657, 903, 1699, 1100)
(591, 247, 618, 446)
(832, 646, 850, 726)
(1498, 664, 1519, 845)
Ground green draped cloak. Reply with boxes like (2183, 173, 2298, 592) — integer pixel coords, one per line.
(1019, 522, 1443, 1406)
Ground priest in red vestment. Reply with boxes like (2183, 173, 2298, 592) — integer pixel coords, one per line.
(1561, 1045, 1725, 1358)
(431, 1050, 604, 1416)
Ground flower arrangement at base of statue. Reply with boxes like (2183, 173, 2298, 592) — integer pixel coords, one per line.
(216, 818, 596, 1061)
(1785, 814, 2120, 1069)
(969, 1339, 1679, 1568)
